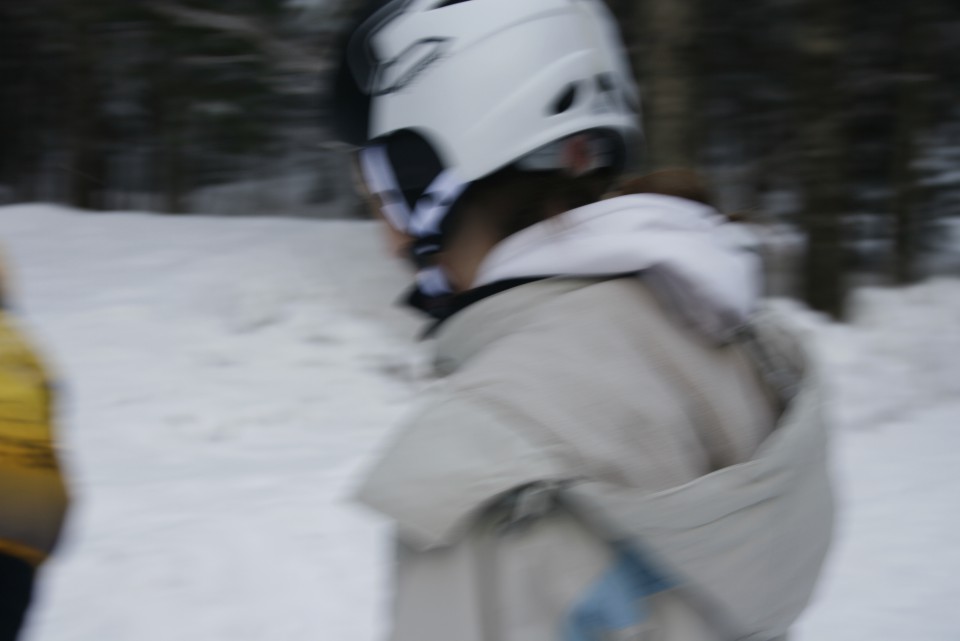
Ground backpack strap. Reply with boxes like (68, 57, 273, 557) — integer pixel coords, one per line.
(732, 318, 804, 411)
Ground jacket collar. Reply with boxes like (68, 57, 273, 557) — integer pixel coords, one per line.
(431, 277, 594, 377)
(473, 194, 761, 344)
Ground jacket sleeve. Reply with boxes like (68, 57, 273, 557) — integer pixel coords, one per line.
(354, 390, 572, 551)
(0, 313, 69, 568)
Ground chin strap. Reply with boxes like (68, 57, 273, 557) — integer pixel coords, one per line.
(359, 145, 469, 303)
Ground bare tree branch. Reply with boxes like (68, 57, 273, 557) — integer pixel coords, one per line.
(147, 2, 329, 73)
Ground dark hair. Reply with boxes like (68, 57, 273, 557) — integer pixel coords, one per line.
(610, 168, 714, 206)
(445, 167, 614, 243)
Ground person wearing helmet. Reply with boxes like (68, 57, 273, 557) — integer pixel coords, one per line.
(331, 2, 834, 640)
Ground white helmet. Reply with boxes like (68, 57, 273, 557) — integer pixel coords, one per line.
(335, 0, 640, 178)
(330, 0, 641, 310)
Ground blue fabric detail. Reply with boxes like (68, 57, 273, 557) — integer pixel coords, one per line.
(562, 543, 673, 641)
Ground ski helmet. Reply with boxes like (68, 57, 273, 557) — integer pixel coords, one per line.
(329, 0, 642, 306)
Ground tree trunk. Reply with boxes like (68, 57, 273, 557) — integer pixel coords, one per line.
(66, 4, 108, 210)
(891, 5, 929, 285)
(640, 0, 700, 170)
(154, 119, 187, 215)
(162, 119, 187, 215)
(796, 0, 848, 319)
(148, 59, 188, 215)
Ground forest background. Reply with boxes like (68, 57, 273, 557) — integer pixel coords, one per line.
(2, 0, 959, 317)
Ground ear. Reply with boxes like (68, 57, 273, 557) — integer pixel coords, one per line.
(561, 134, 595, 177)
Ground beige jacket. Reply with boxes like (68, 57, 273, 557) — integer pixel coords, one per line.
(357, 278, 833, 641)
(357, 195, 833, 641)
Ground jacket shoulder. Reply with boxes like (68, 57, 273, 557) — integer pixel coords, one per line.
(355, 388, 573, 550)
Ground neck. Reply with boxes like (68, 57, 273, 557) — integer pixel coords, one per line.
(437, 225, 499, 293)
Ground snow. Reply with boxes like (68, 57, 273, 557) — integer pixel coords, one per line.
(780, 284, 960, 640)
(0, 204, 957, 641)
(1, 205, 422, 641)
(187, 169, 357, 219)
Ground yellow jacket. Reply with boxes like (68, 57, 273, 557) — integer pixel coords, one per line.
(0, 309, 68, 567)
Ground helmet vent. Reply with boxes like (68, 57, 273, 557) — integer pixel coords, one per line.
(434, 0, 473, 8)
(551, 83, 580, 115)
(596, 74, 615, 93)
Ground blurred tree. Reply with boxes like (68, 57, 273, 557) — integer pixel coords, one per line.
(698, 0, 797, 214)
(0, 0, 334, 213)
(141, 0, 293, 212)
(642, 0, 701, 169)
(63, 2, 110, 210)
(608, 0, 701, 169)
(890, 1, 934, 285)
(0, 0, 958, 282)
(0, 3, 66, 202)
(795, 0, 849, 318)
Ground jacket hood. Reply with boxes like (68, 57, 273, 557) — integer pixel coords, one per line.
(474, 193, 762, 344)
(564, 312, 835, 638)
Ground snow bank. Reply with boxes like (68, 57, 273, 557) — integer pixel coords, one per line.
(188, 171, 358, 219)
(0, 204, 956, 641)
(776, 279, 960, 429)
(1, 204, 423, 641)
(780, 281, 960, 641)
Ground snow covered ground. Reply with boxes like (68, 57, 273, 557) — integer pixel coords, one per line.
(0, 204, 957, 641)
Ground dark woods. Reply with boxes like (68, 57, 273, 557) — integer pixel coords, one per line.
(0, 1, 350, 217)
(1, 0, 958, 317)
(607, 0, 960, 316)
